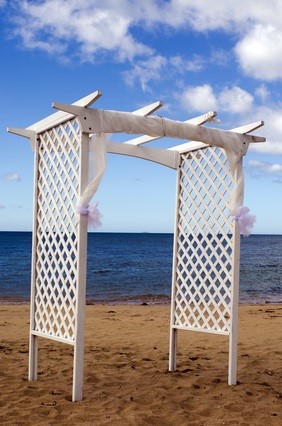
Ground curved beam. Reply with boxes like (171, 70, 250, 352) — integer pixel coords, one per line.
(106, 141, 179, 169)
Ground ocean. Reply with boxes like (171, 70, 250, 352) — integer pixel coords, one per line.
(0, 232, 281, 305)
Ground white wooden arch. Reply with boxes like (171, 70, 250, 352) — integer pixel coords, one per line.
(8, 91, 265, 401)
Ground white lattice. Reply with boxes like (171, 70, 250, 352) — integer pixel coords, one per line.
(172, 146, 234, 334)
(33, 118, 81, 342)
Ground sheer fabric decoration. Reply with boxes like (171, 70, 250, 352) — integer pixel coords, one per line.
(8, 91, 265, 401)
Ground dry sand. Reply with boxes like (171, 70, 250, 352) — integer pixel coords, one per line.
(0, 303, 281, 425)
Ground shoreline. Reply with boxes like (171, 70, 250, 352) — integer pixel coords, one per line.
(1, 295, 281, 306)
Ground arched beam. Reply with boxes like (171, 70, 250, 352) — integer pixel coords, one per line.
(106, 140, 179, 169)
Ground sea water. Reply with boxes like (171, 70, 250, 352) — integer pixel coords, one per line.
(0, 232, 281, 304)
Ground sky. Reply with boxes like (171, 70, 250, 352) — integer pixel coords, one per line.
(0, 0, 281, 234)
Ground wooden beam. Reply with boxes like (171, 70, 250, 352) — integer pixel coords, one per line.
(106, 141, 179, 169)
(124, 111, 218, 146)
(27, 90, 102, 133)
(52, 103, 266, 151)
(132, 101, 163, 116)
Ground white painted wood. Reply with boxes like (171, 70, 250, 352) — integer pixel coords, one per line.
(171, 147, 234, 334)
(27, 91, 102, 134)
(124, 133, 161, 146)
(7, 128, 37, 151)
(26, 117, 82, 400)
(31, 330, 75, 346)
(228, 159, 242, 385)
(169, 140, 208, 154)
(52, 103, 265, 148)
(8, 92, 266, 398)
(169, 145, 236, 383)
(28, 137, 40, 381)
(106, 141, 179, 169)
(169, 165, 181, 372)
(72, 132, 89, 402)
(132, 101, 163, 116)
(232, 121, 264, 134)
(170, 121, 265, 153)
(185, 111, 218, 126)
(172, 325, 230, 336)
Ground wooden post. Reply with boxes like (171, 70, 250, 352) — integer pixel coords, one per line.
(29, 136, 40, 381)
(228, 159, 242, 385)
(169, 162, 181, 371)
(72, 132, 89, 402)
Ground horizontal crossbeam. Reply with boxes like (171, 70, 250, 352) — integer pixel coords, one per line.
(52, 103, 265, 149)
(124, 111, 218, 146)
(170, 121, 265, 154)
(106, 141, 179, 169)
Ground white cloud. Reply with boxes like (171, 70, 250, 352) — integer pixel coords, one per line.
(179, 85, 282, 156)
(218, 87, 254, 114)
(180, 84, 217, 112)
(248, 159, 282, 174)
(255, 84, 270, 101)
(124, 54, 205, 90)
(180, 84, 253, 114)
(124, 55, 168, 91)
(1, 172, 22, 182)
(163, 0, 282, 33)
(248, 106, 282, 155)
(2, 0, 282, 90)
(170, 55, 205, 73)
(4, 0, 282, 79)
(9, 0, 152, 61)
(235, 25, 282, 80)
(248, 159, 282, 182)
(210, 49, 232, 67)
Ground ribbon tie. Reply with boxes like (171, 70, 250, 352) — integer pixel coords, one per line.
(76, 202, 102, 228)
(233, 206, 256, 237)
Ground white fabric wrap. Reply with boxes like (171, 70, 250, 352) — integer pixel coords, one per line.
(77, 109, 246, 217)
(77, 132, 107, 208)
(89, 109, 245, 171)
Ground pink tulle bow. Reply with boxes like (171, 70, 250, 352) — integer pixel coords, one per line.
(76, 202, 102, 228)
(233, 206, 256, 237)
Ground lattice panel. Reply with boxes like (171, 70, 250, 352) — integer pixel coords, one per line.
(33, 119, 81, 342)
(173, 147, 234, 334)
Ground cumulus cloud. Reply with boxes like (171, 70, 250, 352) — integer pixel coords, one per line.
(248, 159, 282, 174)
(180, 84, 253, 114)
(248, 159, 282, 182)
(235, 25, 282, 80)
(248, 106, 282, 155)
(255, 84, 270, 101)
(1, 172, 22, 182)
(218, 87, 254, 114)
(124, 54, 205, 90)
(180, 84, 218, 112)
(124, 55, 168, 91)
(170, 55, 205, 73)
(3, 0, 282, 82)
(8, 0, 152, 61)
(179, 84, 282, 156)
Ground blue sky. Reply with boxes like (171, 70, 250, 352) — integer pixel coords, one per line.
(0, 0, 281, 234)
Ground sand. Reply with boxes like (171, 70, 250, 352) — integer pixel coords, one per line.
(0, 303, 281, 425)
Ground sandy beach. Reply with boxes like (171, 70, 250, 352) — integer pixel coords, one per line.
(0, 303, 281, 425)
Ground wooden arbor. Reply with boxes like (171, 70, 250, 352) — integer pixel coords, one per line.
(8, 91, 265, 401)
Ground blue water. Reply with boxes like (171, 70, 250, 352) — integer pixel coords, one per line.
(0, 232, 281, 304)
